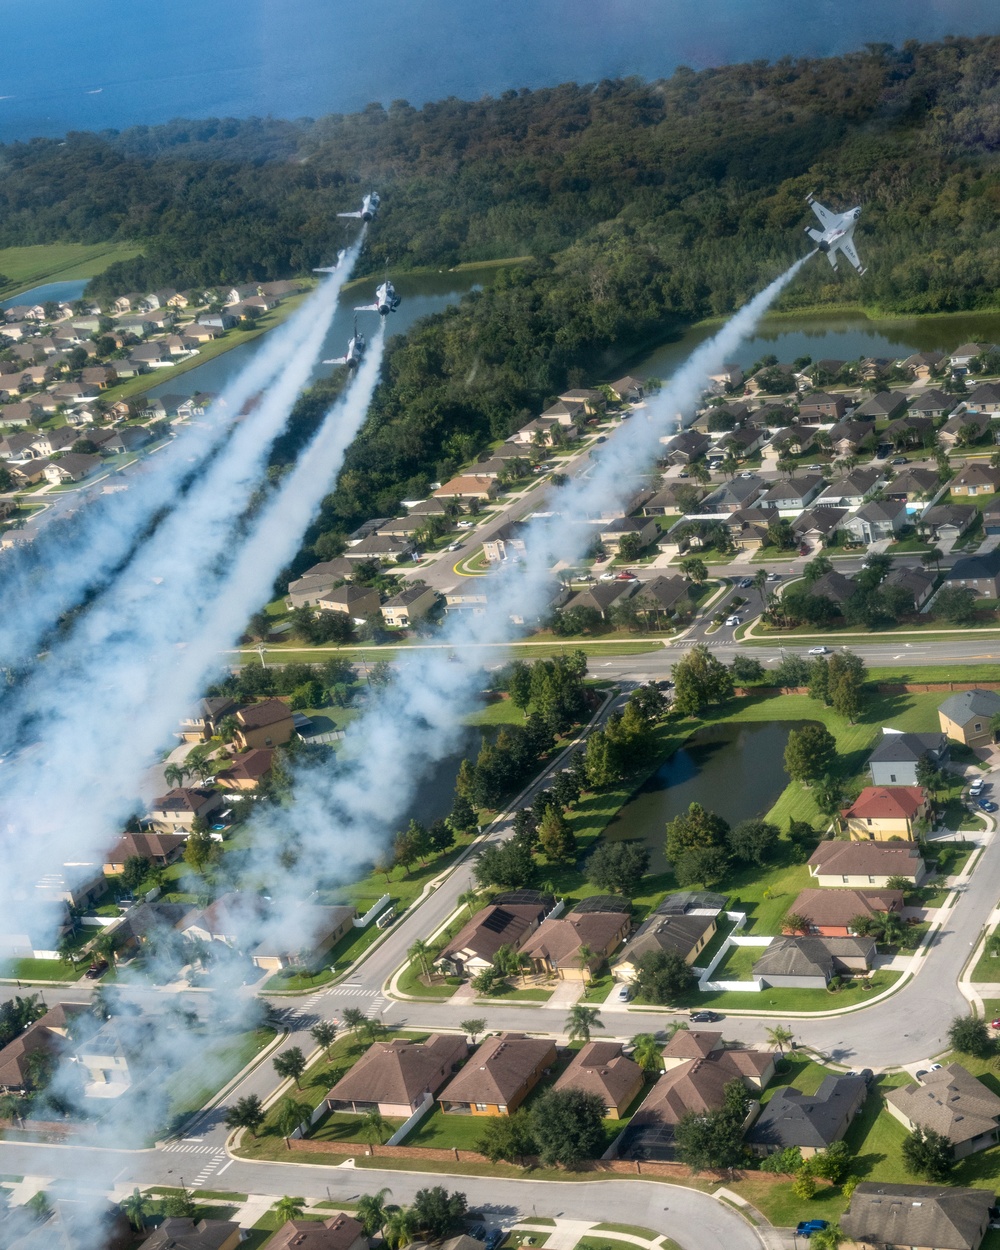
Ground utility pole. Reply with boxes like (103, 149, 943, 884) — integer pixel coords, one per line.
(255, 643, 267, 670)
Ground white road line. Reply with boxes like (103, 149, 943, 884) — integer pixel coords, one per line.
(217, 1159, 235, 1175)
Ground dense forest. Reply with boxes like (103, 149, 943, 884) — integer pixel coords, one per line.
(5, 37, 1000, 557)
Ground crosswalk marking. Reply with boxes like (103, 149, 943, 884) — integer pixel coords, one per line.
(331, 985, 379, 997)
(162, 1143, 225, 1156)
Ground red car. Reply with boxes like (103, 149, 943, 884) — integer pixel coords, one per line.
(992, 1019, 1000, 1030)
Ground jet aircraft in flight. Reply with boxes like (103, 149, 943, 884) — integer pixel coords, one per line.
(338, 192, 381, 222)
(324, 319, 366, 369)
(355, 280, 401, 317)
(805, 194, 866, 275)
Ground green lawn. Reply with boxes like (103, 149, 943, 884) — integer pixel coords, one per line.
(711, 942, 763, 982)
(403, 1105, 488, 1150)
(396, 959, 460, 999)
(970, 946, 1000, 984)
(163, 1027, 275, 1137)
(636, 969, 901, 1013)
(3, 957, 87, 982)
(0, 241, 144, 295)
(312, 1109, 406, 1145)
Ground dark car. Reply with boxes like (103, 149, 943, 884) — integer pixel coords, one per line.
(485, 1232, 505, 1250)
(690, 1010, 722, 1023)
(891, 456, 909, 465)
(85, 959, 109, 979)
(979, 799, 998, 812)
(796, 1221, 829, 1238)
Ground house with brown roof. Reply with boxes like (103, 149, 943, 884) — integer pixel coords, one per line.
(841, 786, 929, 840)
(139, 1218, 242, 1250)
(267, 1214, 369, 1250)
(434, 475, 500, 501)
(950, 462, 1000, 497)
(0, 1020, 64, 1093)
(807, 839, 927, 887)
(554, 1041, 644, 1118)
(841, 1182, 994, 1250)
(610, 376, 644, 403)
(887, 1064, 1000, 1159)
(147, 787, 223, 833)
(519, 910, 631, 980)
(799, 393, 848, 421)
(439, 1033, 557, 1116)
(325, 1035, 469, 1116)
(437, 897, 553, 976)
(104, 830, 187, 874)
(785, 887, 903, 938)
(613, 912, 716, 982)
(316, 585, 381, 622)
(828, 418, 876, 456)
(215, 747, 274, 791)
(234, 698, 295, 750)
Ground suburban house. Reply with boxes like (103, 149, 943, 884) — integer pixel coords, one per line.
(792, 506, 847, 548)
(807, 570, 858, 607)
(659, 1030, 776, 1089)
(44, 452, 102, 484)
(884, 466, 941, 502)
(841, 786, 929, 840)
(316, 585, 381, 622)
(843, 498, 908, 544)
(598, 516, 660, 554)
(757, 474, 824, 511)
(554, 1040, 644, 1118)
(381, 584, 439, 628)
(147, 787, 222, 833)
(559, 388, 605, 415)
(828, 418, 875, 454)
(939, 411, 992, 449)
(630, 575, 692, 621)
(701, 476, 766, 512)
(884, 415, 936, 449)
(325, 1034, 469, 1115)
(561, 581, 636, 620)
(76, 1018, 137, 1097)
(725, 507, 772, 552)
(807, 840, 927, 887)
(177, 892, 266, 948)
(433, 475, 499, 501)
(437, 895, 553, 976)
(814, 469, 884, 509)
(344, 534, 414, 564)
(104, 830, 186, 874)
(214, 747, 274, 791)
(841, 1183, 994, 1250)
(908, 387, 954, 420)
(799, 393, 848, 421)
(886, 1064, 1000, 1158)
(938, 689, 1000, 748)
(483, 522, 528, 563)
(770, 425, 819, 456)
(519, 909, 631, 979)
(662, 430, 711, 464)
(944, 550, 1000, 597)
(965, 381, 1000, 414)
(286, 559, 356, 609)
(883, 565, 937, 610)
(139, 1218, 242, 1250)
(950, 463, 1000, 497)
(866, 730, 948, 786)
(644, 482, 703, 514)
(752, 936, 876, 990)
(438, 1033, 557, 1116)
(785, 887, 904, 936)
(716, 426, 766, 459)
(855, 391, 908, 420)
(901, 350, 946, 379)
(612, 912, 716, 980)
(233, 699, 295, 750)
(610, 376, 644, 403)
(746, 1074, 868, 1157)
(924, 504, 978, 542)
(178, 696, 240, 743)
(246, 903, 356, 971)
(0, 1008, 81, 1093)
(267, 1214, 370, 1250)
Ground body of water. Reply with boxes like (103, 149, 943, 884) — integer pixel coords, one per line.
(1, 279, 88, 310)
(1, 1, 997, 143)
(603, 720, 811, 873)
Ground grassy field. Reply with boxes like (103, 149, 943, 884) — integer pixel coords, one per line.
(164, 1027, 275, 1136)
(403, 1106, 487, 1150)
(0, 241, 144, 295)
(3, 957, 87, 982)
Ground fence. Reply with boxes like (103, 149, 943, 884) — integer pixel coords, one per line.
(697, 921, 772, 994)
(354, 895, 391, 928)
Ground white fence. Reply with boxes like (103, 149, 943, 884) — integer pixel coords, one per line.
(697, 916, 772, 993)
(387, 1091, 434, 1145)
(354, 895, 391, 928)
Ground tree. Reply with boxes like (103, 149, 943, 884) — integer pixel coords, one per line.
(183, 826, 218, 876)
(383, 1206, 417, 1250)
(458, 890, 480, 919)
(586, 840, 650, 896)
(803, 555, 833, 585)
(618, 532, 644, 563)
(730, 654, 765, 685)
(679, 556, 708, 584)
(362, 1107, 388, 1148)
(274, 1195, 307, 1223)
(830, 669, 863, 723)
(273, 1046, 307, 1088)
(530, 1087, 606, 1166)
(672, 644, 733, 716)
(566, 1004, 603, 1044)
(275, 1097, 311, 1148)
(121, 1187, 146, 1232)
(310, 1021, 337, 1057)
(121, 855, 152, 891)
(674, 844, 730, 887)
(537, 804, 576, 863)
(224, 1094, 265, 1137)
(357, 1187, 394, 1237)
(759, 1146, 803, 1174)
(783, 912, 809, 935)
(634, 949, 696, 1005)
(948, 1014, 993, 1058)
(811, 1140, 851, 1183)
(460, 1018, 486, 1044)
(630, 1033, 664, 1075)
(810, 1226, 845, 1250)
(784, 724, 837, 785)
(473, 840, 534, 890)
(934, 586, 978, 626)
(506, 661, 534, 715)
(449, 793, 478, 834)
(163, 762, 188, 788)
(792, 1169, 817, 1200)
(674, 1079, 749, 1171)
(666, 802, 730, 864)
(902, 1125, 955, 1180)
(410, 1187, 468, 1240)
(360, 1018, 387, 1045)
(342, 1006, 367, 1036)
(476, 1108, 536, 1163)
(765, 1024, 795, 1054)
(921, 546, 944, 574)
(727, 819, 780, 866)
(408, 939, 433, 979)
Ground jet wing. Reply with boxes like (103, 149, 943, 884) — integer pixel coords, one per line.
(337, 210, 363, 219)
(838, 236, 864, 274)
(809, 199, 838, 231)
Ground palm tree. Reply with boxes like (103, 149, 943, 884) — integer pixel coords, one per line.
(630, 1033, 663, 1077)
(565, 1003, 603, 1044)
(357, 1187, 393, 1237)
(766, 1024, 795, 1055)
(576, 943, 596, 984)
(922, 546, 943, 574)
(361, 1107, 387, 1152)
(163, 762, 187, 789)
(275, 1096, 311, 1149)
(93, 930, 119, 968)
(121, 1187, 146, 1232)
(360, 1017, 386, 1045)
(408, 938, 432, 980)
(458, 890, 480, 918)
(310, 1020, 337, 1058)
(342, 1007, 366, 1036)
(383, 1205, 416, 1250)
(752, 568, 767, 597)
(274, 1195, 307, 1224)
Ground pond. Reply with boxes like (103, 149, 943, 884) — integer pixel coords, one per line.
(602, 719, 815, 873)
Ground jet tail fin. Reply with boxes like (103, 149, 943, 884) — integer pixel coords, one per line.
(337, 211, 363, 219)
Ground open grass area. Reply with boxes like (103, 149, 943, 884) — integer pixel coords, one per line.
(164, 1027, 275, 1136)
(970, 946, 1000, 985)
(403, 1105, 488, 1150)
(592, 1224, 665, 1241)
(576, 1238, 646, 1250)
(3, 957, 87, 982)
(636, 969, 901, 1013)
(396, 959, 460, 998)
(0, 241, 144, 295)
(711, 942, 763, 982)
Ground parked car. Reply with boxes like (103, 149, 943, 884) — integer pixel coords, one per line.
(969, 778, 986, 797)
(796, 1222, 829, 1238)
(808, 645, 831, 655)
(456, 520, 474, 529)
(678, 471, 690, 478)
(690, 1010, 722, 1023)
(85, 959, 109, 979)
(991, 1019, 1000, 1030)
(767, 572, 781, 580)
(725, 615, 742, 627)
(979, 799, 998, 813)
(485, 1231, 505, 1250)
(739, 471, 755, 479)
(891, 456, 909, 465)
(613, 984, 632, 1003)
(595, 435, 607, 443)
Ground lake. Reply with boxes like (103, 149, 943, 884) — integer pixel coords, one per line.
(2, 1, 997, 142)
(602, 720, 813, 873)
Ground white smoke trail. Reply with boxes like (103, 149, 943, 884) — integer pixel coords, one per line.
(258, 257, 810, 883)
(0, 269, 372, 916)
(0, 244, 359, 678)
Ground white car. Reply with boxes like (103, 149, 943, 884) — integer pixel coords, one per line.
(613, 984, 632, 1003)
(969, 778, 986, 797)
(808, 645, 831, 655)
(456, 520, 474, 529)
(725, 615, 742, 627)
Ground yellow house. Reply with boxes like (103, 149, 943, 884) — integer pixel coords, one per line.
(938, 689, 1000, 749)
(841, 786, 928, 841)
(439, 1033, 557, 1116)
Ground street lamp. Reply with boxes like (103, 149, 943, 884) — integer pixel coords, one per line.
(254, 643, 267, 670)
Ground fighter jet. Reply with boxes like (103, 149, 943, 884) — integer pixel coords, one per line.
(338, 192, 381, 222)
(355, 279, 401, 317)
(313, 249, 347, 276)
(323, 318, 366, 370)
(805, 194, 866, 275)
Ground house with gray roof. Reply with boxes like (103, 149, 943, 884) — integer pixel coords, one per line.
(886, 1063, 1000, 1158)
(814, 468, 884, 509)
(884, 466, 941, 502)
(807, 570, 856, 606)
(938, 689, 1000, 748)
(882, 564, 937, 610)
(612, 912, 717, 980)
(757, 474, 824, 511)
(867, 730, 948, 786)
(841, 1182, 994, 1250)
(965, 381, 1000, 414)
(752, 936, 876, 989)
(855, 391, 908, 420)
(939, 410, 991, 448)
(944, 549, 1000, 597)
(700, 476, 765, 512)
(923, 503, 978, 542)
(908, 387, 954, 419)
(842, 498, 908, 544)
(792, 506, 846, 547)
(746, 1074, 868, 1156)
(661, 430, 711, 464)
